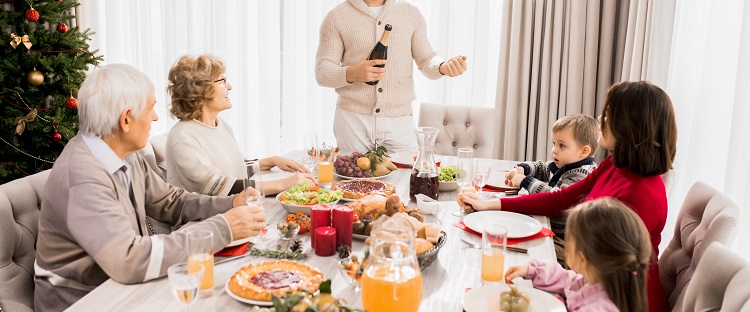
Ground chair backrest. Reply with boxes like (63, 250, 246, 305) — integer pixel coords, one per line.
(0, 170, 50, 312)
(417, 102, 495, 158)
(658, 181, 740, 311)
(682, 242, 750, 311)
(137, 133, 168, 179)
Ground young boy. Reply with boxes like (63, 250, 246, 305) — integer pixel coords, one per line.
(505, 113, 599, 267)
(505, 114, 599, 194)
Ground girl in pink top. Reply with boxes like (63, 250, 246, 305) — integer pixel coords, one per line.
(505, 198, 652, 312)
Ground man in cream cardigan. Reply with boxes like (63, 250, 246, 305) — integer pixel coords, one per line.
(34, 64, 266, 312)
(316, 0, 467, 154)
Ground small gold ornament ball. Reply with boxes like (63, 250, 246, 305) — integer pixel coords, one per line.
(27, 69, 44, 86)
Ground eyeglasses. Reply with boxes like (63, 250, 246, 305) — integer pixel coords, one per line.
(214, 77, 227, 87)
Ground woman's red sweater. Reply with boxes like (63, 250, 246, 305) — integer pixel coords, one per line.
(501, 155, 669, 312)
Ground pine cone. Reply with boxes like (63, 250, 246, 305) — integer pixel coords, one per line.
(290, 239, 303, 253)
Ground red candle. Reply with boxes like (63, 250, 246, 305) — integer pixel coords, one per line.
(310, 204, 332, 249)
(332, 205, 353, 248)
(314, 226, 337, 257)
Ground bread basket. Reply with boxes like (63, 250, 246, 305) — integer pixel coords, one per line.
(417, 231, 447, 268)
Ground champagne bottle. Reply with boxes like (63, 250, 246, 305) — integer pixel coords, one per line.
(365, 24, 392, 86)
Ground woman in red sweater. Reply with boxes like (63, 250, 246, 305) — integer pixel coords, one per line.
(459, 81, 677, 312)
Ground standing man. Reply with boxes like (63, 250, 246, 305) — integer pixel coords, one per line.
(34, 64, 266, 312)
(316, 0, 467, 154)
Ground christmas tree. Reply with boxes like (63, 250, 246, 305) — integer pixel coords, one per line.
(0, 0, 102, 184)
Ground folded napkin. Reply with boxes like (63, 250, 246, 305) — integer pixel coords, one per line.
(215, 242, 250, 257)
(452, 222, 555, 245)
(395, 163, 411, 169)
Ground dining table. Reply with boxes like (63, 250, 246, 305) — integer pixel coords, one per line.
(65, 156, 557, 312)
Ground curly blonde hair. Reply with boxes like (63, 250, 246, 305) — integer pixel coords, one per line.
(167, 54, 226, 121)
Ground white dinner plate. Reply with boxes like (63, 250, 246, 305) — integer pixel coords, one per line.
(463, 211, 542, 238)
(388, 152, 417, 167)
(388, 152, 442, 168)
(252, 171, 294, 181)
(225, 281, 273, 306)
(334, 170, 392, 180)
(226, 236, 253, 247)
(463, 284, 566, 312)
(485, 171, 520, 191)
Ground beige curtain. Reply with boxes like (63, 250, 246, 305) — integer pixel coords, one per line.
(493, 0, 675, 161)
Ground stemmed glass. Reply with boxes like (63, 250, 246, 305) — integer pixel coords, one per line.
(452, 147, 474, 217)
(168, 262, 203, 311)
(303, 134, 318, 175)
(474, 159, 492, 199)
(244, 160, 268, 243)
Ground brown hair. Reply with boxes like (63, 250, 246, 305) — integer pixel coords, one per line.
(552, 114, 599, 156)
(566, 198, 652, 312)
(167, 54, 226, 121)
(601, 81, 677, 175)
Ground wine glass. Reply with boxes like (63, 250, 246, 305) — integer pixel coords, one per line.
(303, 133, 318, 175)
(168, 262, 203, 311)
(244, 160, 268, 242)
(452, 148, 474, 217)
(474, 159, 492, 199)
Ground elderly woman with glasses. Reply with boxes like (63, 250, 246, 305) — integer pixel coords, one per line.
(165, 54, 314, 196)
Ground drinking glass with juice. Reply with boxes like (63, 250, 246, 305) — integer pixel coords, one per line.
(187, 230, 214, 295)
(318, 139, 336, 187)
(481, 224, 507, 284)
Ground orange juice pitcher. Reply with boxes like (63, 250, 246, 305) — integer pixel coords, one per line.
(361, 215, 423, 312)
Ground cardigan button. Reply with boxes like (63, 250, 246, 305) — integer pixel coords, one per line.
(443, 121, 448, 126)
(473, 144, 479, 149)
(375, 108, 381, 113)
(378, 21, 381, 25)
(378, 88, 383, 92)
(452, 142, 457, 147)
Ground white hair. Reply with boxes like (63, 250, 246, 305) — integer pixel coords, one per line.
(78, 64, 155, 137)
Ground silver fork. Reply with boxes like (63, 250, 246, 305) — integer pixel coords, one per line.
(461, 237, 528, 253)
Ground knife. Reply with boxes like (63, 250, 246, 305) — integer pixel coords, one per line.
(215, 252, 253, 265)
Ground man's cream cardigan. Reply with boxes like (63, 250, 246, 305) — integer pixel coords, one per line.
(315, 0, 445, 117)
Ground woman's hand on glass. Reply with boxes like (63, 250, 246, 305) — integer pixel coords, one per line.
(457, 192, 498, 212)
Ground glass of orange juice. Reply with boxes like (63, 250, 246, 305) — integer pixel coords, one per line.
(317, 138, 336, 188)
(481, 224, 507, 284)
(187, 230, 214, 297)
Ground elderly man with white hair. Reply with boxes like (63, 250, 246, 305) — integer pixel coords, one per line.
(33, 64, 266, 312)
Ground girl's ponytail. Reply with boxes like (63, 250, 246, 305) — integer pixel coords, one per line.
(566, 198, 652, 312)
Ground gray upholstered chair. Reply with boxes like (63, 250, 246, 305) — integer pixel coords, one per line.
(138, 133, 168, 179)
(0, 170, 50, 312)
(682, 242, 750, 311)
(417, 102, 495, 158)
(658, 181, 740, 311)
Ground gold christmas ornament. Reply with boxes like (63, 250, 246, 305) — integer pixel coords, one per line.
(27, 69, 44, 86)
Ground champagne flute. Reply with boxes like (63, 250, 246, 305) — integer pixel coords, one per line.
(303, 134, 318, 175)
(244, 160, 268, 242)
(168, 262, 203, 311)
(452, 148, 474, 217)
(474, 159, 492, 199)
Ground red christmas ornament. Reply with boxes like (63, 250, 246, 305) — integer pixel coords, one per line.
(25, 9, 39, 23)
(52, 132, 62, 142)
(66, 97, 78, 109)
(57, 22, 67, 33)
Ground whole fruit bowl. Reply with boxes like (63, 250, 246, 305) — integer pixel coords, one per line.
(334, 149, 398, 179)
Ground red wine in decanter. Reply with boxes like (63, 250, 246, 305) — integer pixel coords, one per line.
(365, 24, 392, 86)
